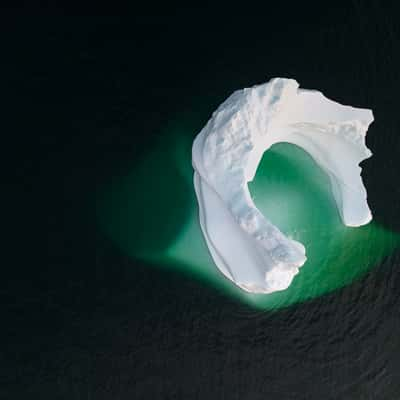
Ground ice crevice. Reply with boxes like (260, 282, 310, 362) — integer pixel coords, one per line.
(192, 78, 374, 294)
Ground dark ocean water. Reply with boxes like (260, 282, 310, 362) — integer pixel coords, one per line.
(3, 4, 400, 399)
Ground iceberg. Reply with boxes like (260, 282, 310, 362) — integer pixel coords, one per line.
(192, 77, 374, 294)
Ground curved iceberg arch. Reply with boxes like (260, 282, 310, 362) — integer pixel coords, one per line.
(192, 78, 374, 294)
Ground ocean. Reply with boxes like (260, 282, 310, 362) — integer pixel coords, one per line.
(3, 4, 400, 399)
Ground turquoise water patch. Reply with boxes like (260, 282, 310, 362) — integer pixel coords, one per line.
(97, 118, 400, 310)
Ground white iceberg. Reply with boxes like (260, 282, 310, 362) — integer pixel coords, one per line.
(192, 77, 374, 294)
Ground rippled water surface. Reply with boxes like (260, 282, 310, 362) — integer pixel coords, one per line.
(4, 7, 400, 400)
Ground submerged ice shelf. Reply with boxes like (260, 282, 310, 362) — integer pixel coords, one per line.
(192, 78, 374, 294)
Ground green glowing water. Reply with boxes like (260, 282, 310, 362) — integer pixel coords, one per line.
(97, 117, 400, 310)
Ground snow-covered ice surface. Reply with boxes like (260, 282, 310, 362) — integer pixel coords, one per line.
(192, 78, 374, 294)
